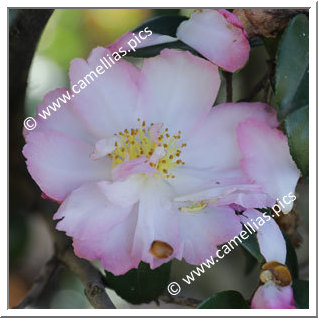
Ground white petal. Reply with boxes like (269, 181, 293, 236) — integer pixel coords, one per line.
(90, 136, 119, 160)
(242, 209, 286, 263)
(138, 49, 220, 137)
(238, 119, 300, 213)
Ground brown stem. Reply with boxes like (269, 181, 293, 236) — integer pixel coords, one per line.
(159, 294, 201, 308)
(14, 210, 116, 309)
(57, 247, 116, 309)
(45, 214, 116, 309)
(233, 9, 308, 38)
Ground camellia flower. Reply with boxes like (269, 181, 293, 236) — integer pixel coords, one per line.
(240, 209, 296, 309)
(23, 47, 300, 275)
(109, 9, 250, 72)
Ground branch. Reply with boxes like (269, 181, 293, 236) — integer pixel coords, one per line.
(45, 214, 116, 309)
(159, 294, 201, 308)
(56, 247, 116, 309)
(13, 256, 60, 309)
(233, 9, 308, 38)
(10, 9, 54, 216)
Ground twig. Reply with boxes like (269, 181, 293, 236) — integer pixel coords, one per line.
(56, 247, 116, 309)
(15, 212, 116, 309)
(43, 213, 116, 309)
(159, 294, 201, 308)
(233, 9, 308, 38)
(13, 256, 60, 309)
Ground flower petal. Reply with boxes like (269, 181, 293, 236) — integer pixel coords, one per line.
(55, 177, 147, 275)
(170, 167, 274, 210)
(112, 156, 158, 181)
(176, 9, 250, 72)
(241, 209, 286, 264)
(138, 49, 220, 137)
(54, 181, 135, 240)
(214, 191, 275, 209)
(90, 136, 119, 160)
(54, 176, 143, 275)
(181, 102, 278, 169)
(148, 123, 163, 143)
(73, 205, 140, 275)
(177, 206, 242, 264)
(169, 166, 251, 196)
(69, 47, 140, 138)
(56, 177, 180, 274)
(23, 130, 110, 201)
(24, 87, 96, 145)
(99, 174, 146, 208)
(131, 178, 180, 269)
(237, 119, 300, 213)
(251, 283, 296, 309)
(174, 183, 262, 203)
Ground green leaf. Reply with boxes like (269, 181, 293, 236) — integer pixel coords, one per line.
(292, 66, 309, 109)
(241, 245, 258, 275)
(127, 40, 202, 58)
(292, 279, 309, 309)
(240, 232, 264, 263)
(285, 105, 309, 177)
(105, 262, 171, 304)
(275, 14, 309, 120)
(132, 15, 188, 37)
(197, 290, 250, 309)
(282, 231, 299, 279)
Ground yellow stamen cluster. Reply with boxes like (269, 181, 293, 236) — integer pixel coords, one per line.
(108, 119, 186, 178)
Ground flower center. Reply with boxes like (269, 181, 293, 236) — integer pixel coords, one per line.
(108, 119, 186, 179)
